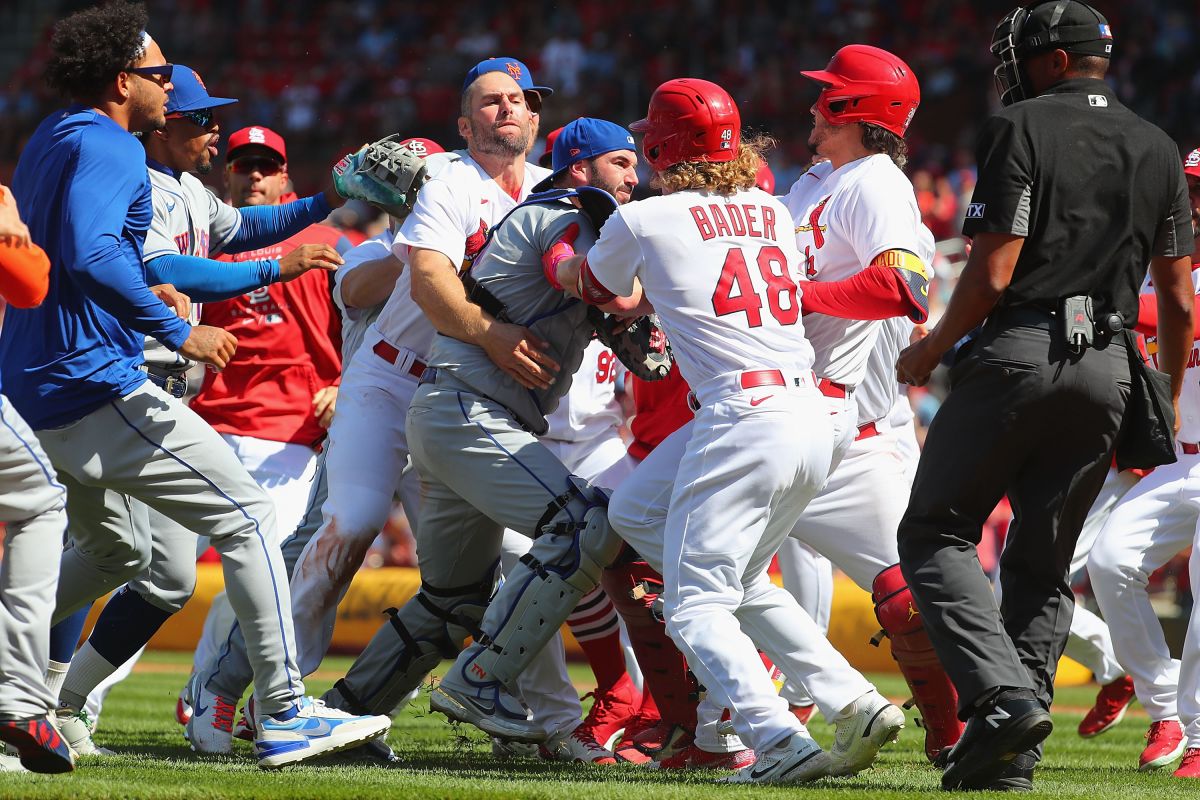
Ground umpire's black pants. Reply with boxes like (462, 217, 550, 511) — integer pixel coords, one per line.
(897, 312, 1130, 718)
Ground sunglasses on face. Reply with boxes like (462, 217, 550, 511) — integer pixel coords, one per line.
(166, 108, 214, 129)
(126, 63, 174, 86)
(229, 156, 283, 176)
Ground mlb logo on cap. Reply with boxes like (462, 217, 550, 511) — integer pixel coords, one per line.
(1099, 23, 1112, 39)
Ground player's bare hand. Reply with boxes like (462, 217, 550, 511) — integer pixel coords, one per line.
(150, 283, 191, 320)
(278, 244, 344, 282)
(179, 324, 237, 370)
(896, 334, 943, 388)
(0, 185, 31, 245)
(313, 385, 338, 428)
(910, 323, 930, 345)
(482, 321, 559, 390)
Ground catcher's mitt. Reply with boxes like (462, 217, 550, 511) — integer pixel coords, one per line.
(589, 309, 672, 381)
(332, 134, 429, 218)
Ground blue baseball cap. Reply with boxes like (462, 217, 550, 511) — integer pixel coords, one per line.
(461, 57, 553, 97)
(166, 65, 237, 113)
(532, 117, 636, 192)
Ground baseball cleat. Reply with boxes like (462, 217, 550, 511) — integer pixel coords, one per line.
(491, 737, 539, 759)
(539, 723, 617, 765)
(320, 736, 401, 766)
(827, 690, 905, 776)
(724, 730, 830, 784)
(254, 696, 390, 769)
(652, 742, 756, 770)
(430, 668, 539, 743)
(175, 679, 194, 727)
(790, 703, 817, 726)
(1078, 675, 1135, 738)
(233, 697, 256, 743)
(54, 707, 114, 756)
(1139, 720, 1186, 771)
(184, 673, 236, 754)
(1174, 748, 1200, 779)
(0, 716, 75, 773)
(613, 718, 690, 764)
(578, 673, 641, 750)
(0, 750, 26, 772)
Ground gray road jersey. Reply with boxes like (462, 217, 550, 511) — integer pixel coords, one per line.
(428, 199, 599, 435)
(141, 168, 241, 370)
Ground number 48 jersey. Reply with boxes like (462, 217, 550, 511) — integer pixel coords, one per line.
(586, 187, 814, 387)
(783, 154, 934, 389)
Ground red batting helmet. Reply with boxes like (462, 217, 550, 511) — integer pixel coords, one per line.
(629, 78, 740, 171)
(801, 45, 920, 137)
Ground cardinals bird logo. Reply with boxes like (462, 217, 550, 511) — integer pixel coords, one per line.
(795, 196, 831, 249)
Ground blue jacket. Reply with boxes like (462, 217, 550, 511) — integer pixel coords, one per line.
(1, 107, 191, 429)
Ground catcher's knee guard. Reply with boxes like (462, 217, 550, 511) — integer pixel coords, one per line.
(326, 564, 498, 716)
(466, 478, 622, 691)
(600, 553, 698, 730)
(871, 563, 963, 762)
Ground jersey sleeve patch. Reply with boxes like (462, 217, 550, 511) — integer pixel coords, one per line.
(870, 249, 930, 323)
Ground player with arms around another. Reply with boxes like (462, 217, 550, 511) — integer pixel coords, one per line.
(438, 80, 842, 786)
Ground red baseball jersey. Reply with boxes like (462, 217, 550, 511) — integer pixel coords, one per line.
(628, 365, 693, 461)
(190, 223, 343, 447)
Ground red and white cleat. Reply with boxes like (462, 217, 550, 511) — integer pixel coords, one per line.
(1078, 676, 1135, 738)
(653, 742, 756, 770)
(613, 718, 691, 764)
(1174, 748, 1200, 779)
(1140, 720, 1186, 771)
(175, 680, 193, 728)
(539, 723, 617, 765)
(578, 673, 641, 750)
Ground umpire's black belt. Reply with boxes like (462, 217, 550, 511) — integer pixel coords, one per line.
(139, 364, 188, 398)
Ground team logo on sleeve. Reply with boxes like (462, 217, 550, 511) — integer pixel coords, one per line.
(966, 203, 986, 219)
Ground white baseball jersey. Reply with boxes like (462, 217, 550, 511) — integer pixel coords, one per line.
(784, 154, 934, 388)
(1145, 267, 1200, 442)
(141, 167, 242, 369)
(587, 187, 814, 386)
(331, 232, 390, 365)
(374, 152, 550, 357)
(856, 316, 915, 425)
(542, 338, 625, 444)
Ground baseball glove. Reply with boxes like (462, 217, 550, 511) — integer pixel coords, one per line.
(331, 134, 429, 218)
(589, 309, 673, 381)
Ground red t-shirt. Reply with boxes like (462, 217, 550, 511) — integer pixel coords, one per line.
(190, 223, 343, 447)
(628, 366, 694, 461)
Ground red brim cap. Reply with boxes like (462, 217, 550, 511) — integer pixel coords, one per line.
(799, 69, 847, 89)
(1185, 148, 1200, 179)
(227, 126, 287, 163)
(628, 117, 651, 132)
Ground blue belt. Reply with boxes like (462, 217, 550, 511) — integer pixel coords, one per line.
(139, 365, 188, 398)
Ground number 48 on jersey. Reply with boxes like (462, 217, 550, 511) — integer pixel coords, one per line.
(711, 245, 799, 328)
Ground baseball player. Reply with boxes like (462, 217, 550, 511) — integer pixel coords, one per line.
(2, 13, 387, 768)
(325, 117, 644, 766)
(433, 79, 849, 786)
(1087, 149, 1200, 778)
(44, 68, 349, 757)
(0, 185, 75, 774)
(180, 139, 453, 753)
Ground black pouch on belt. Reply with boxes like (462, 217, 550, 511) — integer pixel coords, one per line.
(1114, 329, 1178, 471)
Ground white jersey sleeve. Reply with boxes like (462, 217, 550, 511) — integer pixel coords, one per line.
(583, 211, 643, 296)
(394, 177, 473, 267)
(333, 232, 395, 322)
(839, 174, 934, 267)
(205, 182, 242, 256)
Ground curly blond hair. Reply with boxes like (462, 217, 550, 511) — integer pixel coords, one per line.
(652, 134, 775, 196)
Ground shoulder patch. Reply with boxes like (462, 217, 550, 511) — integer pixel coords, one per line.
(965, 202, 986, 219)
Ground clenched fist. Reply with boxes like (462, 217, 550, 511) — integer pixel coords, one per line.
(179, 325, 237, 369)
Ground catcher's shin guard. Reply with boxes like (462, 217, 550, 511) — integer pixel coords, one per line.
(464, 480, 624, 692)
(600, 553, 698, 731)
(323, 565, 497, 716)
(871, 563, 963, 762)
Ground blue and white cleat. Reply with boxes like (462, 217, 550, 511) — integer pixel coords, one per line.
(430, 652, 540, 743)
(254, 696, 390, 769)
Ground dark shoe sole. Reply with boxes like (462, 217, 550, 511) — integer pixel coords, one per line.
(0, 719, 74, 774)
(941, 711, 1051, 791)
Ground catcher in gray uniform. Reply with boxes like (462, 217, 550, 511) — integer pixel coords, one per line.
(320, 119, 666, 734)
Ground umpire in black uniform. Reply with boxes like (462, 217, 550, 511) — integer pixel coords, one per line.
(894, 1, 1195, 792)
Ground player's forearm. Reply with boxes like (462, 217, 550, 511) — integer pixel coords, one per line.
(72, 236, 191, 348)
(923, 233, 1023, 356)
(1148, 255, 1195, 402)
(409, 248, 493, 344)
(146, 253, 279, 301)
(801, 265, 927, 322)
(1135, 290, 1200, 338)
(0, 237, 50, 308)
(341, 255, 404, 309)
(222, 195, 332, 254)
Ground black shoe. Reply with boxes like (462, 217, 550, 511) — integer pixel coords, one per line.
(318, 736, 401, 766)
(941, 692, 1051, 791)
(979, 749, 1036, 792)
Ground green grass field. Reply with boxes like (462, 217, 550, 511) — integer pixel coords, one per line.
(0, 651, 1192, 799)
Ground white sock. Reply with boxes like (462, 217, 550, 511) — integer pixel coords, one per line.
(45, 659, 70, 705)
(59, 642, 118, 713)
